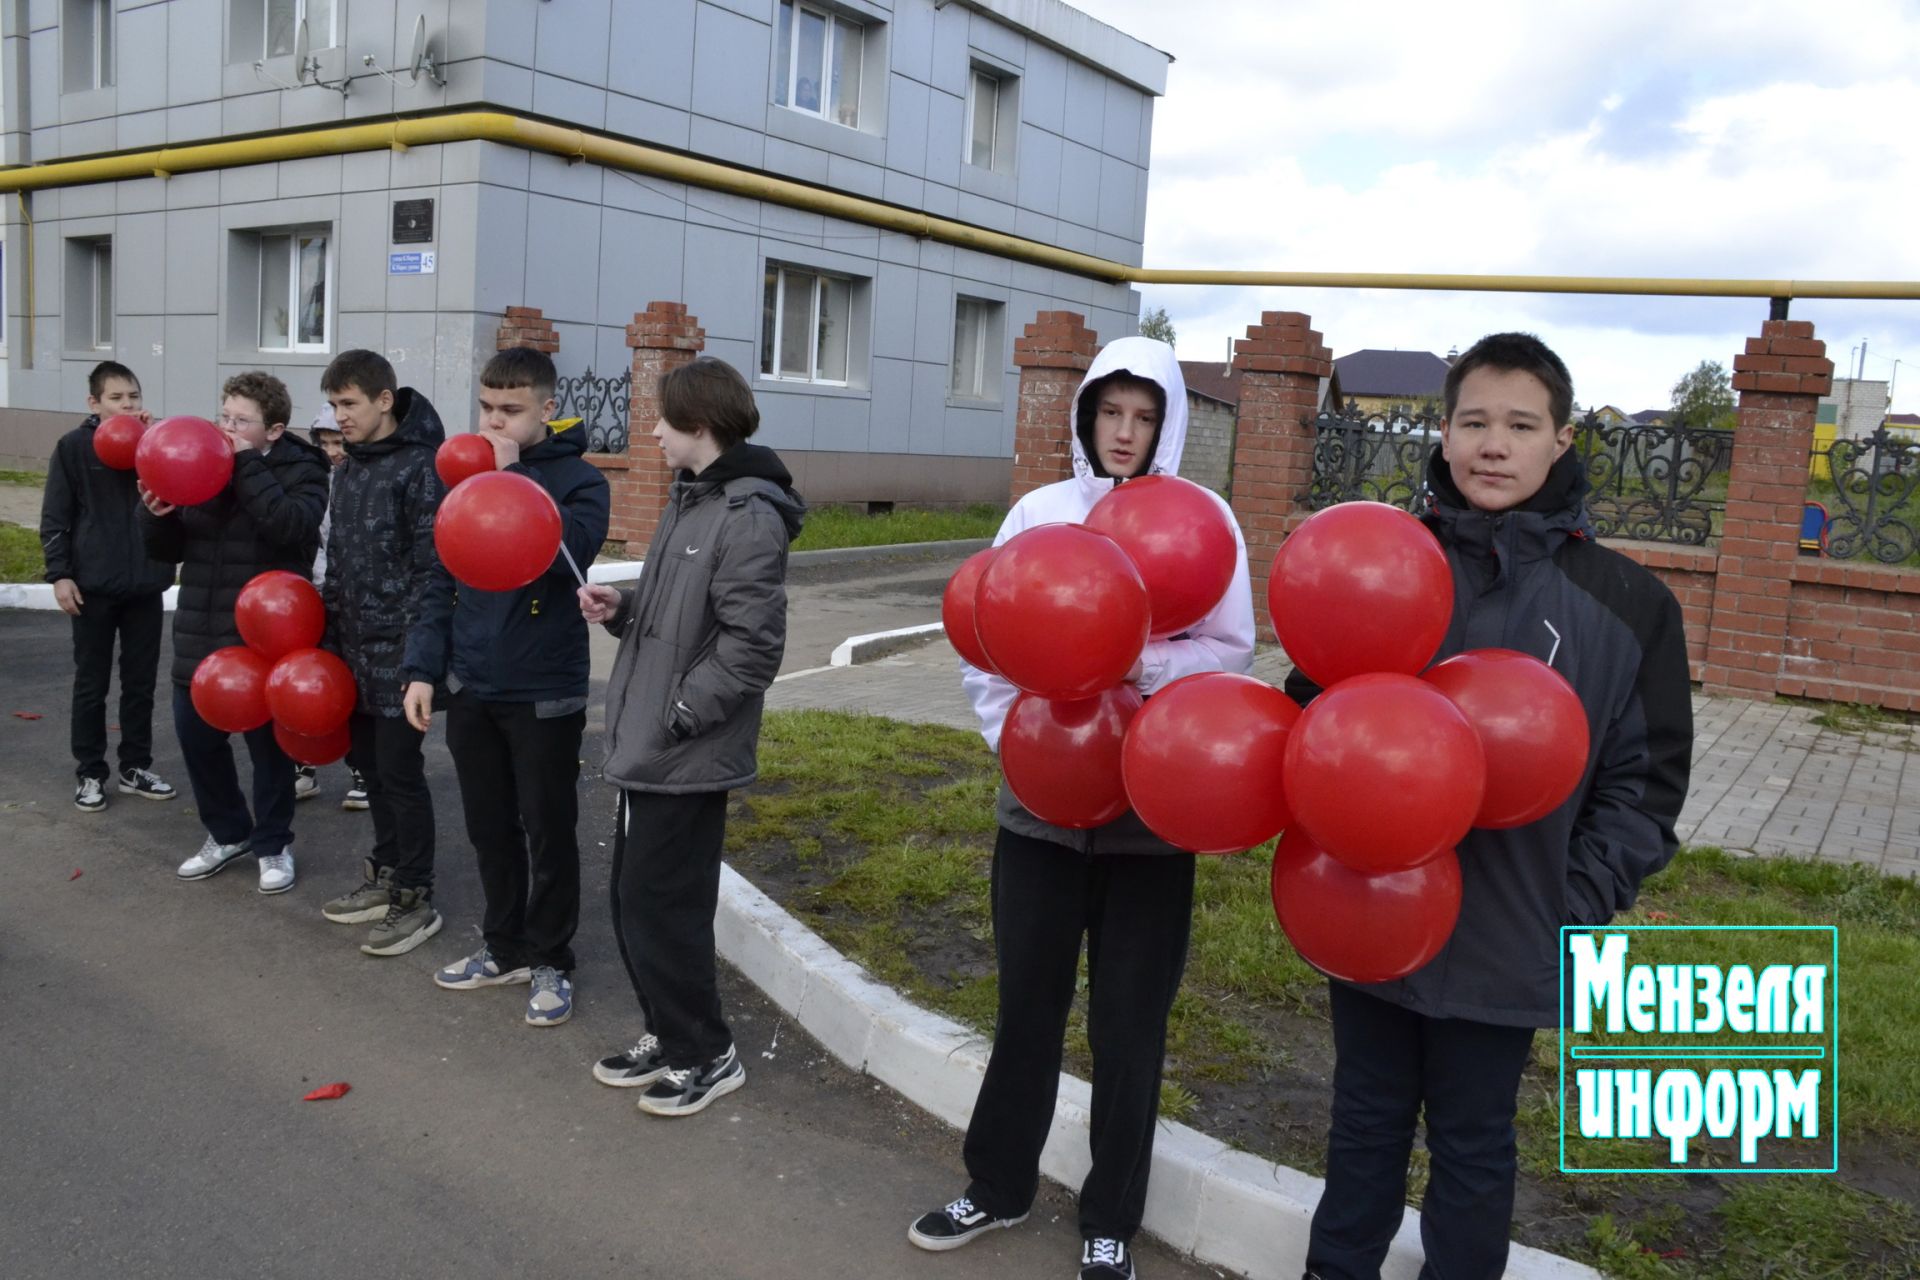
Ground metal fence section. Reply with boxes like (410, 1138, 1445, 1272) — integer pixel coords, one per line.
(555, 367, 633, 454)
(1812, 428, 1920, 564)
(1306, 407, 1442, 512)
(1573, 413, 1731, 546)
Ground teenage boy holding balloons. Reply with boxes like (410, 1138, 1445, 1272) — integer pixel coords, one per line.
(315, 349, 454, 957)
(1292, 333, 1693, 1280)
(138, 371, 329, 894)
(909, 337, 1255, 1280)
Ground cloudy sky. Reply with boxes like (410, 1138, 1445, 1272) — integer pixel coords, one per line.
(1072, 0, 1920, 415)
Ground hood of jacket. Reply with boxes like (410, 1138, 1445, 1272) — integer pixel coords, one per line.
(345, 387, 445, 460)
(523, 418, 589, 464)
(1065, 337, 1189, 500)
(682, 442, 806, 542)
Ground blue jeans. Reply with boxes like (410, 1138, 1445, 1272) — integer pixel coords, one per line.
(171, 683, 296, 857)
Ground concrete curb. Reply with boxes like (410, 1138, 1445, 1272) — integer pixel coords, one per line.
(830, 621, 946, 666)
(713, 865, 1600, 1280)
(791, 537, 991, 567)
(0, 583, 180, 611)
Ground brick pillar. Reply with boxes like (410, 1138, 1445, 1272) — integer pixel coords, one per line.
(1702, 319, 1835, 699)
(586, 302, 706, 555)
(1227, 312, 1334, 627)
(496, 306, 559, 353)
(1009, 310, 1099, 504)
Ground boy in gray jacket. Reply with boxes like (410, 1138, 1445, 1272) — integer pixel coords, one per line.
(578, 356, 803, 1117)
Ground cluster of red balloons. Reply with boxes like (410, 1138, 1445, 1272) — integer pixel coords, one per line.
(190, 571, 356, 764)
(944, 475, 1241, 829)
(93, 414, 148, 470)
(432, 436, 562, 593)
(133, 416, 234, 506)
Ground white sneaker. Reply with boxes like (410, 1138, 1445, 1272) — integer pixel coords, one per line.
(293, 767, 319, 801)
(258, 847, 296, 895)
(178, 835, 249, 880)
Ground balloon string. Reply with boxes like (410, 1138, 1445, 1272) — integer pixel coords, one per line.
(558, 541, 588, 589)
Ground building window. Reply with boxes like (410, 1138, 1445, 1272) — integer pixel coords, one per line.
(62, 0, 113, 92)
(234, 0, 334, 64)
(762, 264, 855, 385)
(951, 297, 1003, 400)
(774, 2, 864, 128)
(65, 237, 113, 351)
(251, 228, 331, 351)
(968, 71, 1000, 170)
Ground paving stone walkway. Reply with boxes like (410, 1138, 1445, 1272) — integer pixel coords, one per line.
(768, 634, 1920, 879)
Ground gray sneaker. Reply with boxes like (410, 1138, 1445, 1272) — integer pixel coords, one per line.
(177, 834, 249, 880)
(360, 886, 442, 957)
(322, 859, 395, 924)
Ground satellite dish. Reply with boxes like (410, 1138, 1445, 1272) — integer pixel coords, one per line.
(294, 19, 312, 82)
(409, 16, 447, 88)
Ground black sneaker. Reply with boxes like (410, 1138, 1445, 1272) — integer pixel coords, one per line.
(117, 766, 176, 801)
(342, 768, 369, 811)
(593, 1033, 671, 1088)
(635, 1044, 745, 1116)
(74, 776, 107, 812)
(907, 1196, 1029, 1252)
(1080, 1237, 1134, 1280)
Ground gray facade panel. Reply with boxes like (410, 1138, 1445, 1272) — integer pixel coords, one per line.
(533, 73, 609, 130)
(881, 75, 930, 176)
(532, 0, 613, 80)
(605, 92, 693, 152)
(813, 390, 869, 454)
(472, 184, 529, 315)
(923, 88, 964, 190)
(966, 8, 1026, 67)
(870, 263, 917, 361)
(1021, 43, 1067, 135)
(342, 151, 393, 194)
(609, 0, 696, 110)
(890, 0, 936, 85)
(764, 135, 832, 188)
(681, 224, 761, 344)
(338, 192, 392, 314)
(119, 213, 167, 315)
(690, 2, 771, 131)
(117, 174, 168, 214)
(754, 388, 816, 454)
(164, 314, 217, 417)
(482, 0, 538, 67)
(117, 109, 166, 151)
(385, 310, 441, 404)
(928, 1, 969, 97)
(688, 115, 766, 172)
(430, 184, 482, 315)
(523, 194, 605, 325)
(1097, 153, 1136, 238)
(868, 357, 914, 453)
(163, 207, 219, 315)
(335, 310, 388, 360)
(1101, 78, 1144, 166)
(881, 169, 924, 211)
(826, 152, 886, 202)
(115, 315, 168, 405)
(912, 270, 952, 366)
(281, 156, 346, 201)
(908, 359, 946, 453)
(597, 208, 686, 329)
(1056, 140, 1100, 230)
(116, 4, 169, 115)
(165, 101, 220, 143)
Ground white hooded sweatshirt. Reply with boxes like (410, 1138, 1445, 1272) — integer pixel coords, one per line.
(962, 336, 1257, 765)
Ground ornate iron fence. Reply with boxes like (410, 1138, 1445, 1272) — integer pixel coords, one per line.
(1305, 406, 1732, 546)
(1813, 428, 1920, 564)
(1573, 413, 1731, 546)
(555, 367, 633, 453)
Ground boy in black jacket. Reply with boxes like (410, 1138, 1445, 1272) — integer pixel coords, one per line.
(317, 350, 453, 957)
(424, 348, 610, 1026)
(40, 361, 177, 813)
(140, 372, 328, 894)
(1294, 334, 1693, 1280)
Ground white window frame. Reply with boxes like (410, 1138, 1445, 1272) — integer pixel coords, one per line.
(87, 240, 113, 349)
(255, 227, 334, 354)
(950, 296, 1001, 401)
(265, 0, 334, 60)
(966, 69, 1000, 171)
(774, 1, 865, 129)
(762, 264, 854, 386)
(63, 0, 114, 92)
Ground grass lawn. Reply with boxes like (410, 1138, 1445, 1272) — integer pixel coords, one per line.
(0, 522, 45, 583)
(0, 468, 46, 486)
(727, 708, 1920, 1279)
(789, 503, 1004, 553)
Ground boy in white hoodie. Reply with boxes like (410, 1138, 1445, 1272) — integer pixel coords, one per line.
(907, 337, 1256, 1280)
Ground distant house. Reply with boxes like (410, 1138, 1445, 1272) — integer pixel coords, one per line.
(1629, 408, 1670, 426)
(1332, 349, 1452, 417)
(1886, 412, 1920, 443)
(1820, 379, 1890, 440)
(1590, 405, 1633, 426)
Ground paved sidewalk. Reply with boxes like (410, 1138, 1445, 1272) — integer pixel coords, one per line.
(769, 632, 1920, 879)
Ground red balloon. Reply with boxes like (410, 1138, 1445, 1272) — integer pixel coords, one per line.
(974, 524, 1149, 700)
(93, 414, 146, 470)
(265, 648, 358, 737)
(1122, 672, 1300, 853)
(942, 547, 1000, 673)
(1001, 684, 1142, 828)
(190, 645, 273, 733)
(1269, 501, 1452, 687)
(235, 570, 325, 660)
(436, 434, 498, 490)
(135, 416, 234, 507)
(1270, 826, 1462, 984)
(1423, 648, 1591, 828)
(1284, 673, 1485, 873)
(273, 719, 351, 766)
(1085, 474, 1239, 639)
(434, 470, 564, 593)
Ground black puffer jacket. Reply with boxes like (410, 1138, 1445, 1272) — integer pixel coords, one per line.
(40, 417, 175, 598)
(1287, 448, 1693, 1027)
(419, 422, 611, 702)
(321, 389, 452, 717)
(142, 433, 330, 686)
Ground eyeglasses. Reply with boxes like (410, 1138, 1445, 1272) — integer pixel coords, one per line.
(218, 414, 264, 429)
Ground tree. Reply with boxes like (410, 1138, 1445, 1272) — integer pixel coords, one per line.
(1139, 305, 1176, 347)
(1670, 360, 1737, 431)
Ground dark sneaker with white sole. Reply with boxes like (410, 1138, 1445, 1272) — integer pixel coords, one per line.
(359, 886, 441, 957)
(434, 945, 531, 990)
(118, 766, 176, 801)
(1080, 1237, 1134, 1280)
(293, 765, 319, 801)
(341, 769, 369, 811)
(907, 1196, 1030, 1251)
(635, 1044, 745, 1116)
(322, 859, 395, 924)
(74, 776, 106, 812)
(525, 967, 573, 1026)
(593, 1034, 671, 1088)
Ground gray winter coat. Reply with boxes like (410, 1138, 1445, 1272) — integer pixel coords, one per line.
(602, 444, 805, 793)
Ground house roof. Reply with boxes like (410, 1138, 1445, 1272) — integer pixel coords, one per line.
(1888, 412, 1920, 427)
(1331, 349, 1452, 398)
(1629, 408, 1669, 424)
(1179, 361, 1242, 407)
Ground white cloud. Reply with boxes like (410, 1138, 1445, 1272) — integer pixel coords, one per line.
(1070, 0, 1920, 412)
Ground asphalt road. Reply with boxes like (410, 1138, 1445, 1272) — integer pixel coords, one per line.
(0, 562, 1226, 1280)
